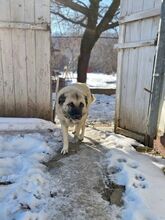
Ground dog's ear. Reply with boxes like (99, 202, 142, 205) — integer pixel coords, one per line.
(58, 93, 66, 105)
(84, 96, 88, 106)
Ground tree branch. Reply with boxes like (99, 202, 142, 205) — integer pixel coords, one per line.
(54, 0, 88, 15)
(76, 1, 88, 8)
(96, 0, 120, 36)
(51, 10, 87, 28)
(102, 21, 119, 32)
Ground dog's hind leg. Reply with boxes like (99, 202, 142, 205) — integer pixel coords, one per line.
(61, 124, 69, 154)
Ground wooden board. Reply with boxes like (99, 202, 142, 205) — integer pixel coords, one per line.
(36, 31, 51, 119)
(25, 30, 37, 117)
(0, 30, 16, 116)
(115, 0, 161, 146)
(0, 0, 51, 119)
(0, 39, 5, 115)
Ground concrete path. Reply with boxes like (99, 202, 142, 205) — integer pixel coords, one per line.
(46, 124, 123, 220)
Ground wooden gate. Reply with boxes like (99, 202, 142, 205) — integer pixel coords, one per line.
(0, 0, 51, 120)
(115, 0, 161, 146)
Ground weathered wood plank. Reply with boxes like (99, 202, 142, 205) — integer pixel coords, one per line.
(114, 40, 155, 49)
(0, 0, 10, 115)
(127, 0, 144, 132)
(0, 0, 51, 119)
(136, 0, 157, 133)
(154, 0, 162, 8)
(120, 8, 160, 24)
(116, 127, 145, 143)
(25, 30, 37, 117)
(0, 0, 10, 21)
(35, 0, 50, 23)
(90, 88, 116, 95)
(12, 29, 28, 116)
(24, 0, 36, 117)
(0, 29, 16, 116)
(137, 0, 158, 134)
(10, 0, 25, 22)
(115, 24, 126, 130)
(0, 40, 5, 115)
(24, 0, 35, 23)
(119, 49, 129, 129)
(123, 0, 139, 130)
(10, 0, 28, 116)
(35, 0, 51, 120)
(133, 47, 156, 133)
(133, 0, 146, 13)
(115, 0, 132, 131)
(116, 0, 161, 144)
(120, 0, 128, 17)
(117, 0, 153, 134)
(0, 1, 16, 116)
(0, 22, 49, 31)
(35, 31, 51, 120)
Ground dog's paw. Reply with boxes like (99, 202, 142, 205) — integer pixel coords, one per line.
(61, 148, 68, 155)
(79, 135, 84, 142)
(78, 137, 83, 142)
(73, 135, 83, 143)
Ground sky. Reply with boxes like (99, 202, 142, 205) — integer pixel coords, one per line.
(51, 0, 115, 36)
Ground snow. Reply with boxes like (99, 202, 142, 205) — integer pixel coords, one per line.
(0, 118, 55, 131)
(101, 134, 165, 220)
(88, 94, 116, 122)
(0, 83, 165, 219)
(66, 72, 117, 89)
(0, 133, 53, 219)
(0, 119, 62, 219)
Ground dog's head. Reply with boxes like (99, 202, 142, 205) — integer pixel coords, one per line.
(58, 89, 88, 121)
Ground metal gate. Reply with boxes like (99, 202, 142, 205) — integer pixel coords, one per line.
(0, 0, 51, 120)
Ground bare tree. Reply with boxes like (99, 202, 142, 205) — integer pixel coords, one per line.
(51, 0, 120, 82)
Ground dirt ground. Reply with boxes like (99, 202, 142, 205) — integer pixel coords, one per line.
(45, 122, 123, 220)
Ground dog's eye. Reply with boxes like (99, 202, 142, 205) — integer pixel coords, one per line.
(68, 102, 74, 107)
(79, 102, 84, 108)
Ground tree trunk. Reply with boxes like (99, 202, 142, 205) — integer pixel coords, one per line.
(77, 49, 91, 83)
(77, 30, 98, 83)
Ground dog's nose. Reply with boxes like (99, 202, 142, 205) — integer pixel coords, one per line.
(69, 107, 82, 120)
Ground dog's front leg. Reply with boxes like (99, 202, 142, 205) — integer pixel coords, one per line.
(79, 121, 86, 141)
(74, 124, 81, 142)
(61, 124, 69, 154)
(79, 115, 87, 140)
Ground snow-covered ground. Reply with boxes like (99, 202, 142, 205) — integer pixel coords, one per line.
(88, 94, 116, 122)
(65, 72, 117, 89)
(0, 92, 165, 219)
(101, 135, 165, 220)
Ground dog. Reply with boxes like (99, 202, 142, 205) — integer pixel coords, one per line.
(56, 83, 95, 154)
